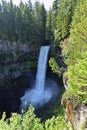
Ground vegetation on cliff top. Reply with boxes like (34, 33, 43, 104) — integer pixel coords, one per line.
(61, 0, 87, 105)
(0, 0, 87, 129)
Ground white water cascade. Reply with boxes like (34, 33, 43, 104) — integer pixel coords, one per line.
(36, 46, 50, 90)
(20, 46, 58, 110)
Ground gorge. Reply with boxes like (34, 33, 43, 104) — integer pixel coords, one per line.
(20, 46, 59, 110)
(0, 0, 87, 129)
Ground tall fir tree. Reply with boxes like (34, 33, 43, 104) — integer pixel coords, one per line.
(46, 9, 54, 43)
(34, 2, 46, 45)
(55, 0, 78, 44)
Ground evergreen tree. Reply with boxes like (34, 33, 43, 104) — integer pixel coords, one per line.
(8, 0, 16, 41)
(61, 0, 87, 65)
(40, 4, 46, 44)
(46, 0, 60, 44)
(20, 0, 34, 42)
(15, 0, 34, 43)
(0, 0, 17, 40)
(34, 2, 47, 45)
(52, 0, 59, 15)
(1, 0, 9, 39)
(0, 0, 47, 45)
(46, 9, 54, 43)
(55, 0, 78, 43)
(0, 2, 3, 38)
(61, 0, 87, 104)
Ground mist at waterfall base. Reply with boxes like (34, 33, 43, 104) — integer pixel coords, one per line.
(20, 46, 60, 111)
(20, 79, 59, 110)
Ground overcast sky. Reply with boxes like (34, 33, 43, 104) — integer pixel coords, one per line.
(0, 0, 54, 10)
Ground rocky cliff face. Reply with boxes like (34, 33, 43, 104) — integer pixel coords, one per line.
(0, 40, 39, 79)
(63, 98, 87, 130)
(62, 86, 87, 130)
(0, 40, 33, 52)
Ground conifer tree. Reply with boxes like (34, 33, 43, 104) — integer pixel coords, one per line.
(55, 0, 78, 43)
(34, 2, 46, 45)
(0, 0, 47, 45)
(46, 9, 54, 43)
(61, 0, 87, 104)
(61, 0, 87, 65)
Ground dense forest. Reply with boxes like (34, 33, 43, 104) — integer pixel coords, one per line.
(0, 0, 87, 129)
(0, 0, 47, 45)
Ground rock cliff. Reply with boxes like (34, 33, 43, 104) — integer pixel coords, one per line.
(0, 40, 39, 79)
(62, 84, 87, 130)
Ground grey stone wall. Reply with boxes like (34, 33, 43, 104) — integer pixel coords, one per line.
(0, 40, 39, 79)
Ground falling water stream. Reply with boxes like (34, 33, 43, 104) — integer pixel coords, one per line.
(20, 46, 59, 110)
(36, 46, 50, 90)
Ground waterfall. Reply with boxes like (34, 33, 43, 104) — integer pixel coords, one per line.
(36, 46, 50, 90)
(20, 46, 58, 109)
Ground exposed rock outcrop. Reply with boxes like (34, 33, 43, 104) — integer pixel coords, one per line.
(63, 75, 68, 90)
(63, 97, 87, 130)
(62, 71, 87, 130)
(0, 40, 39, 79)
(0, 40, 33, 52)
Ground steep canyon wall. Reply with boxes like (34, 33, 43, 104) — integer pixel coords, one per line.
(0, 40, 39, 79)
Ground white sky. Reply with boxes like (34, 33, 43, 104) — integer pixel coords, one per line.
(0, 0, 54, 10)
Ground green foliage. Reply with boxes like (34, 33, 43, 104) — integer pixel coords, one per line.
(0, 52, 14, 59)
(44, 102, 67, 130)
(49, 58, 61, 76)
(0, 0, 17, 41)
(0, 0, 87, 129)
(34, 2, 47, 45)
(61, 0, 87, 105)
(46, 0, 60, 43)
(0, 0, 47, 45)
(45, 115, 71, 130)
(61, 0, 87, 65)
(60, 38, 70, 64)
(54, 0, 78, 43)
(67, 58, 87, 104)
(62, 91, 81, 110)
(0, 105, 72, 130)
(22, 61, 37, 70)
(46, 9, 54, 42)
(45, 105, 72, 130)
(9, 66, 17, 72)
(0, 106, 44, 130)
(0, 52, 14, 65)
(21, 106, 44, 130)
